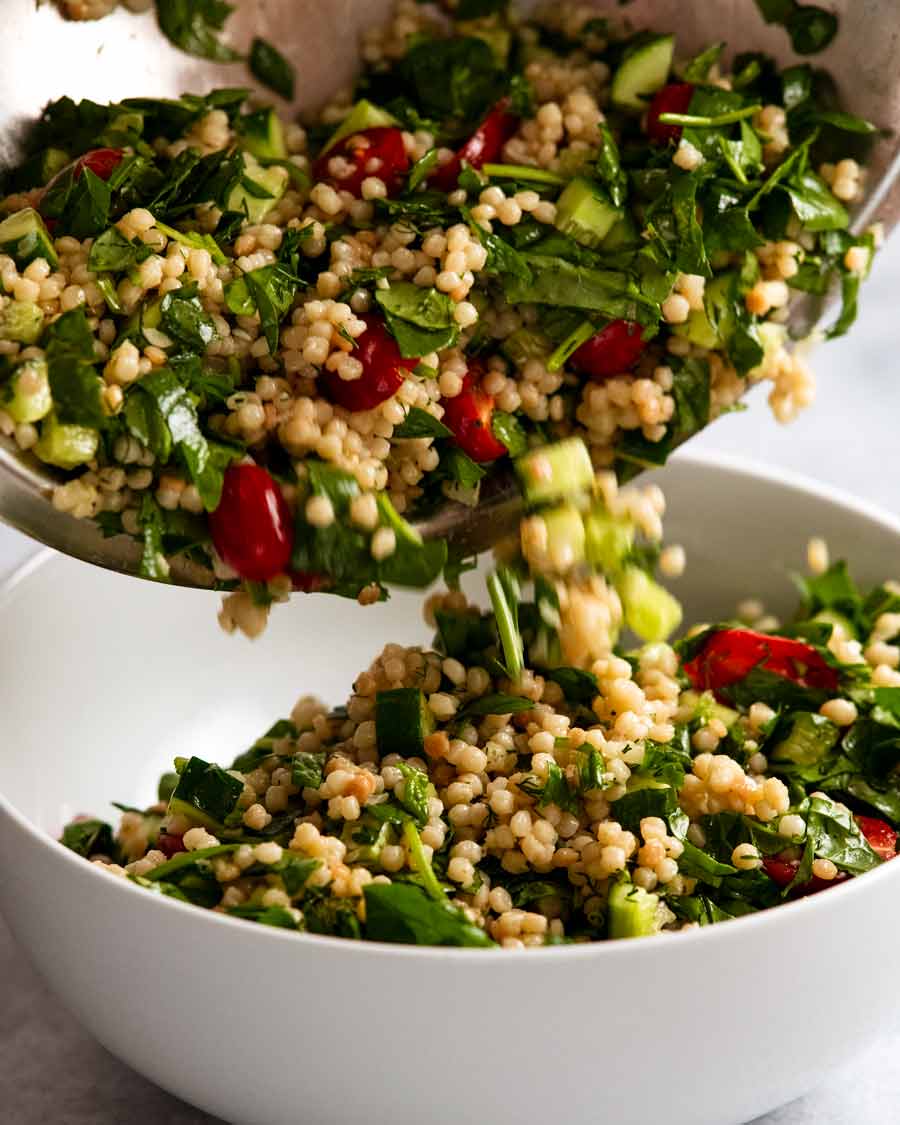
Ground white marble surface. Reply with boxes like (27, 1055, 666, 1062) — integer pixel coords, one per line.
(3, 239, 900, 1124)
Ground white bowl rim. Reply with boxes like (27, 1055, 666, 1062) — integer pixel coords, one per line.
(3, 446, 900, 963)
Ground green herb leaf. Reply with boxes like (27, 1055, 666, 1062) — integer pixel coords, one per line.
(169, 755, 244, 827)
(490, 410, 526, 457)
(249, 38, 295, 100)
(137, 494, 171, 582)
(45, 308, 106, 428)
(375, 282, 459, 357)
(61, 818, 116, 859)
(363, 881, 495, 946)
(397, 37, 504, 124)
(784, 170, 849, 232)
(88, 227, 154, 273)
(456, 693, 534, 719)
(156, 0, 242, 63)
(393, 406, 452, 439)
(159, 286, 217, 354)
(545, 667, 598, 704)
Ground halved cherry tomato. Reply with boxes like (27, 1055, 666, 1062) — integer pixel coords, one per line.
(209, 464, 294, 582)
(570, 319, 646, 380)
(762, 856, 847, 896)
(321, 314, 418, 412)
(430, 99, 520, 191)
(313, 126, 409, 198)
(440, 367, 508, 463)
(684, 629, 839, 703)
(856, 815, 898, 861)
(157, 832, 187, 859)
(646, 82, 695, 146)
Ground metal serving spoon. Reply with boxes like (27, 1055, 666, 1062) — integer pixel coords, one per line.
(1, 0, 899, 585)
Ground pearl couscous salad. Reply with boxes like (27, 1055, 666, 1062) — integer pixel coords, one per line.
(0, 1, 878, 634)
(63, 551, 900, 947)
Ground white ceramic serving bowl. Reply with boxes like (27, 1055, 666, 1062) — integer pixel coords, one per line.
(2, 451, 900, 1125)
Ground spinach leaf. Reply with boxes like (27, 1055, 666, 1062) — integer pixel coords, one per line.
(398, 37, 504, 124)
(466, 218, 533, 285)
(88, 227, 154, 273)
(406, 149, 440, 194)
(456, 693, 534, 719)
(227, 904, 301, 929)
(753, 1, 838, 55)
(375, 283, 459, 357)
(363, 882, 495, 946)
(594, 122, 628, 208)
(270, 853, 320, 896)
(159, 286, 217, 354)
(799, 792, 880, 875)
(503, 255, 657, 322)
(227, 262, 300, 352)
(137, 494, 171, 582)
(490, 410, 527, 457)
(61, 818, 116, 859)
(393, 406, 452, 439)
(545, 667, 598, 704)
(249, 38, 295, 100)
(134, 368, 238, 510)
(41, 167, 111, 239)
(644, 171, 710, 278)
(155, 0, 242, 62)
(718, 664, 831, 711)
(613, 785, 678, 832)
(442, 445, 486, 489)
(682, 42, 725, 84)
(169, 756, 244, 826)
(44, 308, 106, 428)
(784, 170, 849, 232)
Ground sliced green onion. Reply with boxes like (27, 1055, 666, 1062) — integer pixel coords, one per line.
(658, 105, 762, 128)
(481, 163, 567, 186)
(547, 319, 595, 372)
(488, 569, 524, 682)
(402, 820, 446, 903)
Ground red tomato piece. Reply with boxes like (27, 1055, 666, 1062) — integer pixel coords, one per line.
(570, 319, 646, 380)
(157, 832, 187, 859)
(313, 127, 409, 198)
(646, 82, 695, 145)
(856, 815, 898, 861)
(430, 99, 520, 191)
(209, 464, 294, 583)
(321, 314, 418, 412)
(762, 856, 848, 897)
(440, 368, 508, 463)
(684, 629, 839, 703)
(73, 147, 125, 181)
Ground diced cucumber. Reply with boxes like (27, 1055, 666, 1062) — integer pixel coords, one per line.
(584, 507, 635, 572)
(554, 177, 622, 248)
(0, 208, 59, 270)
(0, 300, 44, 344)
(673, 273, 732, 350)
(227, 156, 289, 224)
(679, 689, 739, 730)
(608, 878, 661, 939)
(0, 357, 52, 423)
(541, 503, 587, 570)
(749, 321, 787, 376)
(516, 438, 595, 507)
(618, 566, 682, 642)
(33, 412, 99, 469)
(167, 756, 244, 830)
(611, 34, 675, 111)
(601, 213, 640, 251)
(321, 100, 399, 155)
(770, 712, 839, 768)
(503, 328, 552, 366)
(812, 609, 857, 640)
(375, 688, 435, 758)
(238, 107, 287, 161)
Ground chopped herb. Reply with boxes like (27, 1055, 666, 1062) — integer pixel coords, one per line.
(249, 38, 295, 100)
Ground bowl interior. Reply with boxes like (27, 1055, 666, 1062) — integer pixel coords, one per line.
(2, 451, 899, 835)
